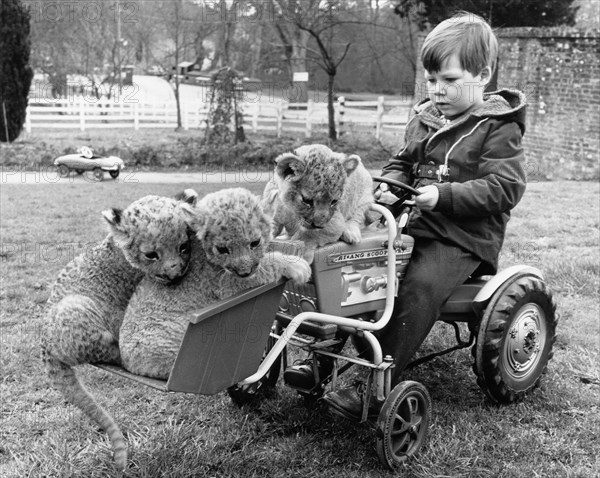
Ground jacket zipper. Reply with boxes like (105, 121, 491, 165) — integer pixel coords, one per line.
(423, 117, 490, 180)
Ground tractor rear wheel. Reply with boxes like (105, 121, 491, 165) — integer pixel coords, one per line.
(473, 275, 557, 404)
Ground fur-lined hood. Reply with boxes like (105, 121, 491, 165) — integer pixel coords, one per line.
(413, 88, 527, 135)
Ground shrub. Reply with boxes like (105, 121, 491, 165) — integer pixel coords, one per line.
(130, 145, 165, 168)
(0, 0, 33, 143)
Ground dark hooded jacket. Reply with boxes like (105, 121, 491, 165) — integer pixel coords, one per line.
(382, 89, 527, 274)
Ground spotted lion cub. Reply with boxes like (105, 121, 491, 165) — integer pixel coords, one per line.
(119, 188, 311, 380)
(41, 191, 197, 470)
(262, 144, 373, 260)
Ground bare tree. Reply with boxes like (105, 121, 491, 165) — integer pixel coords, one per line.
(159, 0, 202, 130)
(28, 0, 138, 100)
(209, 0, 241, 68)
(273, 0, 356, 140)
(272, 1, 310, 101)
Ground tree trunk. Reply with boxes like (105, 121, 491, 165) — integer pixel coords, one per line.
(289, 30, 309, 103)
(249, 24, 263, 78)
(327, 72, 336, 140)
(213, 1, 238, 68)
(174, 28, 182, 130)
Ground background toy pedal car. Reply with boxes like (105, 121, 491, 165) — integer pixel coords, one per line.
(54, 146, 125, 181)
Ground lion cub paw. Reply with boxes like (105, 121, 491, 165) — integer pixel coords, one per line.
(283, 257, 311, 284)
(341, 222, 362, 244)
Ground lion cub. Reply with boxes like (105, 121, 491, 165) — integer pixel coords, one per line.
(262, 144, 373, 260)
(119, 188, 311, 380)
(41, 192, 196, 470)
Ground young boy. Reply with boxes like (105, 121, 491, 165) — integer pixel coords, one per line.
(323, 12, 528, 418)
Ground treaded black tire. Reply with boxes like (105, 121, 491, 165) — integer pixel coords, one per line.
(473, 275, 557, 404)
(227, 321, 282, 406)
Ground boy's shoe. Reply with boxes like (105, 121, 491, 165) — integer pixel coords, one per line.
(284, 357, 336, 390)
(323, 382, 381, 420)
(283, 364, 316, 389)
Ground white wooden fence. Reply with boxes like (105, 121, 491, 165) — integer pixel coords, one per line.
(25, 97, 410, 139)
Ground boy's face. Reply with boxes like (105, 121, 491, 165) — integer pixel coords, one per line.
(424, 54, 491, 119)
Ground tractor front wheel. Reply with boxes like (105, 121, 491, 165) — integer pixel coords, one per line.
(376, 381, 431, 469)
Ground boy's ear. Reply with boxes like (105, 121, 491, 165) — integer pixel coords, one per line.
(479, 66, 492, 86)
(275, 153, 305, 182)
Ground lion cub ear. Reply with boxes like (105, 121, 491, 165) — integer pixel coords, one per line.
(275, 152, 306, 182)
(103, 208, 125, 233)
(174, 188, 198, 206)
(341, 154, 361, 175)
(178, 203, 207, 236)
(102, 208, 132, 244)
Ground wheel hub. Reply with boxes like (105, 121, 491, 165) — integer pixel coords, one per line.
(505, 304, 546, 377)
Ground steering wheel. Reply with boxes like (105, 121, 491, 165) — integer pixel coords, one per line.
(371, 176, 421, 196)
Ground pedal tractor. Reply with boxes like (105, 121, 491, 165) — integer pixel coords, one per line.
(228, 177, 558, 469)
(100, 178, 557, 470)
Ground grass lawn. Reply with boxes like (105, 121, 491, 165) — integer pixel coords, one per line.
(0, 180, 599, 477)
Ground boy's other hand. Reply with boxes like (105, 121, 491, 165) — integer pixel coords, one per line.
(414, 185, 439, 210)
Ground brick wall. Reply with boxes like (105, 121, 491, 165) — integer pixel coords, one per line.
(496, 28, 599, 180)
(414, 27, 599, 180)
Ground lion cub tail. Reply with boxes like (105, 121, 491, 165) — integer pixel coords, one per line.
(42, 293, 127, 470)
(44, 355, 128, 469)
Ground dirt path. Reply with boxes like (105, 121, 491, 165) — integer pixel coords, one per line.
(1, 168, 383, 185)
(0, 169, 275, 185)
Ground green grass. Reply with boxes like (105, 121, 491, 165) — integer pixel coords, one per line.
(1, 181, 599, 477)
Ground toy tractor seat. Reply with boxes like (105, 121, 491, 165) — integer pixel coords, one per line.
(97, 279, 287, 395)
(438, 276, 490, 321)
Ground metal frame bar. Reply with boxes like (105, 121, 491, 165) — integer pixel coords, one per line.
(239, 204, 398, 402)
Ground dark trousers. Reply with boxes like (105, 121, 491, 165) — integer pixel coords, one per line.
(379, 238, 481, 386)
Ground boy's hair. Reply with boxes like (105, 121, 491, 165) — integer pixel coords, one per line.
(421, 11, 498, 75)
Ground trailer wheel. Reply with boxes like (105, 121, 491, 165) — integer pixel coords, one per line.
(227, 321, 282, 406)
(57, 165, 70, 177)
(474, 275, 557, 404)
(376, 381, 431, 469)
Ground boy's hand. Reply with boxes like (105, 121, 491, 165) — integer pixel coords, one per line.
(414, 185, 439, 210)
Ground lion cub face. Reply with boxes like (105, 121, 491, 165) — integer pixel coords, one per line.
(275, 144, 360, 229)
(189, 188, 272, 278)
(102, 193, 196, 284)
